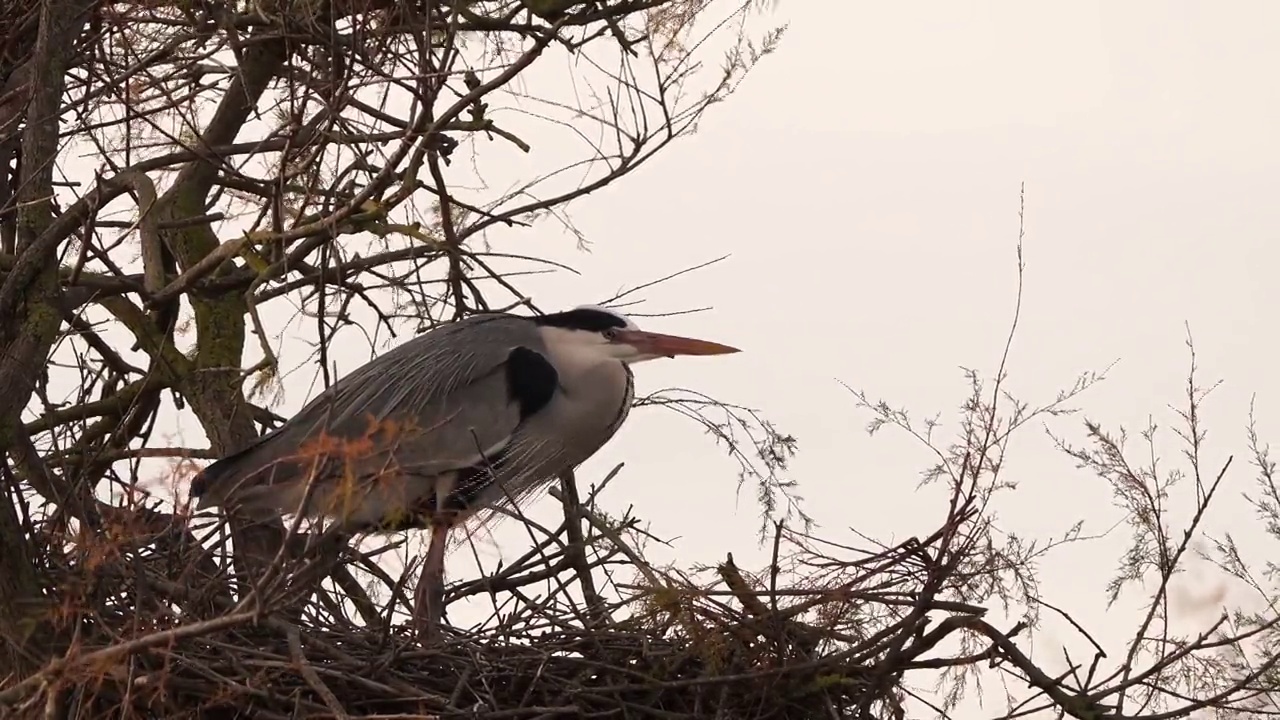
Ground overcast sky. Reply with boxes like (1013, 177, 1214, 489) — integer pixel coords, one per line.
(434, 0, 1280, 710)
(63, 0, 1280, 713)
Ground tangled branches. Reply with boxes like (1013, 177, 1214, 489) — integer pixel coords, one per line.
(8, 342, 1280, 720)
(0, 454, 1093, 718)
(4, 0, 1280, 717)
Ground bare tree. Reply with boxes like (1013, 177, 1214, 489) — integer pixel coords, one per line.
(826, 195, 1280, 720)
(3, 0, 1280, 716)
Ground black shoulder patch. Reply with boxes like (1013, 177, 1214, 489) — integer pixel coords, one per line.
(534, 308, 627, 332)
(505, 346, 558, 420)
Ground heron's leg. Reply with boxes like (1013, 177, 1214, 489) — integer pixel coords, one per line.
(413, 521, 450, 643)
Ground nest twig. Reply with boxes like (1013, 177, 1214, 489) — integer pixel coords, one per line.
(0, 483, 999, 719)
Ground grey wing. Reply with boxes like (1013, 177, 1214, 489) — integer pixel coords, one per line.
(190, 314, 545, 518)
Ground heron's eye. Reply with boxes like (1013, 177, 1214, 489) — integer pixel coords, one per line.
(602, 328, 619, 341)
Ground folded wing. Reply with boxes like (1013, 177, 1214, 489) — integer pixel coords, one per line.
(189, 314, 558, 529)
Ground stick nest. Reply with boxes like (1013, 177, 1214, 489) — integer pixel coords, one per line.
(1, 491, 988, 719)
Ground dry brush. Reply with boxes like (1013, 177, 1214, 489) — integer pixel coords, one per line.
(1, 1, 1279, 718)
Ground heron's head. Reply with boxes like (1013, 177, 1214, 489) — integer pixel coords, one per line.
(536, 305, 740, 364)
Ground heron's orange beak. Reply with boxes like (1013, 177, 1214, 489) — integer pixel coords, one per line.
(613, 329, 740, 358)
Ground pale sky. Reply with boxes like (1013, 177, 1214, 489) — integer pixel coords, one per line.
(40, 0, 1280, 715)
(490, 4, 1279, 563)
(458, 0, 1280, 710)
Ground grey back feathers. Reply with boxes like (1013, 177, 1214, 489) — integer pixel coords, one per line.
(190, 310, 634, 532)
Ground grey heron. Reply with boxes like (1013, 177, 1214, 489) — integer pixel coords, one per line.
(188, 305, 739, 639)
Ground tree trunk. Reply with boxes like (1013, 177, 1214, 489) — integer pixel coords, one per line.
(0, 0, 96, 681)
